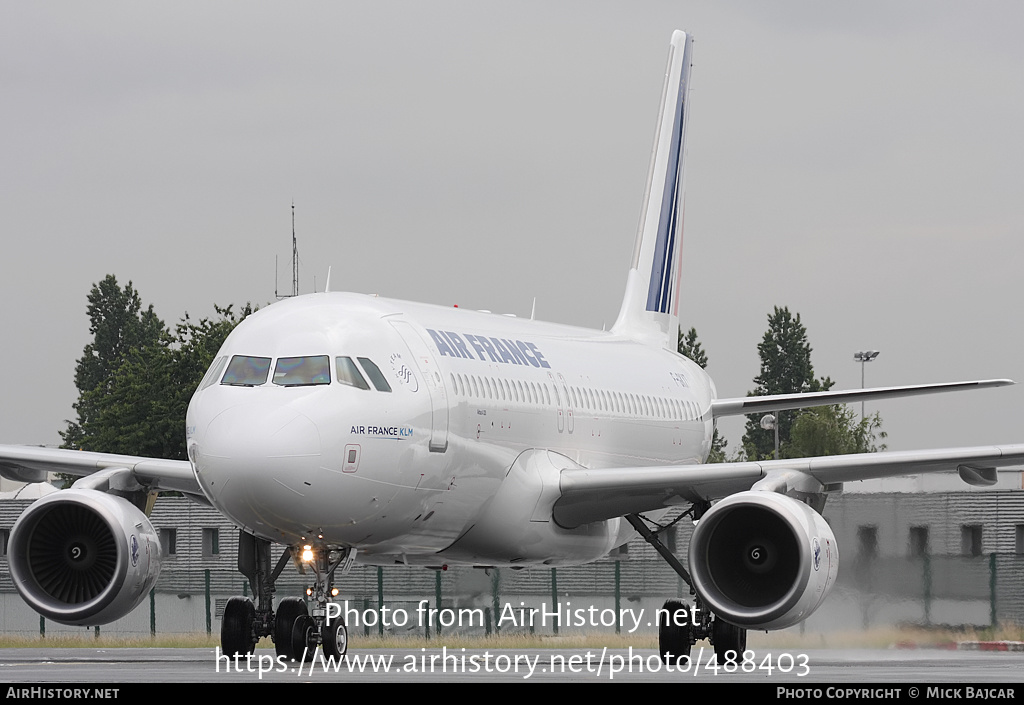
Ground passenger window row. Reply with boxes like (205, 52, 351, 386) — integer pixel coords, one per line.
(213, 355, 391, 392)
(450, 372, 701, 421)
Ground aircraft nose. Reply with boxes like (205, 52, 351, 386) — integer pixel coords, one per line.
(204, 402, 322, 459)
(196, 401, 323, 497)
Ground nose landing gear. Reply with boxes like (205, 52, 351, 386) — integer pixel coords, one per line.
(278, 544, 355, 660)
(219, 533, 355, 662)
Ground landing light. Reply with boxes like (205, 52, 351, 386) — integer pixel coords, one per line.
(301, 545, 314, 562)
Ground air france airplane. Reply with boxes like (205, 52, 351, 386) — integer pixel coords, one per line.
(2, 31, 1023, 664)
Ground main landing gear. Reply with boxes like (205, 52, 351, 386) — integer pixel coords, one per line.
(221, 533, 289, 656)
(220, 532, 354, 661)
(656, 594, 746, 665)
(626, 510, 747, 665)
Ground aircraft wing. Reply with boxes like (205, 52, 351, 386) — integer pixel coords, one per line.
(0, 444, 201, 496)
(551, 443, 1024, 528)
(710, 379, 1013, 418)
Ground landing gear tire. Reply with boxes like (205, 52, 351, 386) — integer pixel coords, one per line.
(712, 617, 747, 665)
(275, 597, 308, 660)
(291, 614, 315, 661)
(658, 599, 693, 665)
(222, 597, 257, 656)
(323, 617, 348, 659)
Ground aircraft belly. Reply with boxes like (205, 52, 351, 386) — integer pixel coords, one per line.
(438, 449, 621, 565)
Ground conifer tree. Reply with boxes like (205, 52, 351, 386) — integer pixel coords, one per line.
(741, 307, 833, 460)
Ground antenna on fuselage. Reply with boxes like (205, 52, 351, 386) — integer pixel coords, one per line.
(275, 202, 300, 299)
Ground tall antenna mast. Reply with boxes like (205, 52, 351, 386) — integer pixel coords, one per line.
(291, 201, 299, 297)
(275, 202, 300, 299)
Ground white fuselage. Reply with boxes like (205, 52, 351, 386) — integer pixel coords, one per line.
(186, 292, 716, 566)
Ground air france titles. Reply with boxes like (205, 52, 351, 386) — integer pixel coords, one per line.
(427, 329, 550, 369)
(351, 425, 413, 439)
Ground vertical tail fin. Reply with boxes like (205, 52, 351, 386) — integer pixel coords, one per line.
(611, 30, 694, 349)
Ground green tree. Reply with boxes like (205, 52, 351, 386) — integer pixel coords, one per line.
(72, 343, 178, 458)
(61, 275, 253, 461)
(741, 307, 834, 460)
(677, 326, 727, 462)
(678, 327, 708, 369)
(61, 275, 167, 452)
(783, 407, 886, 458)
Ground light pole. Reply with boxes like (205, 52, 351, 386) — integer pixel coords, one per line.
(854, 350, 880, 419)
(760, 413, 779, 459)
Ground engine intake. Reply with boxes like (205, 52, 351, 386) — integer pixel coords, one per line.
(688, 491, 837, 630)
(9, 489, 161, 625)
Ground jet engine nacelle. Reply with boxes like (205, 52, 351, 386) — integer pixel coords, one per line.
(9, 489, 161, 626)
(688, 490, 838, 630)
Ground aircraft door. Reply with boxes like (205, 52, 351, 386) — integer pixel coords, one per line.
(557, 373, 574, 434)
(390, 320, 449, 453)
(548, 371, 564, 433)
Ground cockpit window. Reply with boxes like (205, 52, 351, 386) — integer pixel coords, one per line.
(336, 357, 370, 390)
(198, 356, 228, 391)
(273, 355, 331, 386)
(357, 357, 392, 392)
(221, 356, 272, 386)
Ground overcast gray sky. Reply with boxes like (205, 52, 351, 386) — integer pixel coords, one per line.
(2, 1, 1022, 456)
